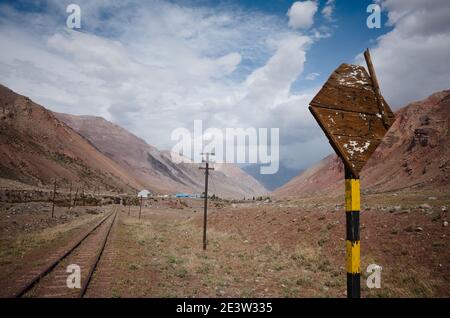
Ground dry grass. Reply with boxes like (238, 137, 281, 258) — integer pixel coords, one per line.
(0, 194, 447, 298)
(108, 192, 449, 298)
(111, 212, 347, 298)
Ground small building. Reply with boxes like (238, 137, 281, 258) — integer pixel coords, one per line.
(138, 189, 151, 198)
(175, 193, 191, 198)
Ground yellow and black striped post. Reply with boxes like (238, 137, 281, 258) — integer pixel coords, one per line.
(345, 166, 361, 298)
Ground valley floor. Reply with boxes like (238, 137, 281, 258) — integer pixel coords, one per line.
(0, 192, 448, 297)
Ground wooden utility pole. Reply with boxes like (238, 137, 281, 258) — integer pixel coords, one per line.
(68, 182, 72, 208)
(51, 179, 57, 218)
(199, 153, 214, 250)
(73, 187, 79, 208)
(82, 187, 85, 206)
(139, 196, 143, 219)
(93, 186, 99, 197)
(128, 204, 131, 217)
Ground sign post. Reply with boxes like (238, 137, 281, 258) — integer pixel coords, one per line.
(308, 49, 394, 298)
(345, 168, 360, 297)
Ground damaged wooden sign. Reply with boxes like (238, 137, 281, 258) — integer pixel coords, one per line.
(309, 49, 395, 177)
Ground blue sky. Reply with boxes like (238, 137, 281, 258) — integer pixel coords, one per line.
(1, 0, 449, 171)
(0, 0, 390, 92)
(193, 0, 392, 92)
(292, 0, 391, 92)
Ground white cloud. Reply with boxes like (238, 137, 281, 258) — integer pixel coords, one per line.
(305, 72, 320, 80)
(321, 0, 335, 21)
(214, 53, 242, 77)
(358, 0, 450, 107)
(287, 1, 318, 30)
(0, 0, 327, 170)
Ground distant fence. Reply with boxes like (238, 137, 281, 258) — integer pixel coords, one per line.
(0, 189, 140, 206)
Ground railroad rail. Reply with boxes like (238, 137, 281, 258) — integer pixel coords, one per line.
(12, 209, 117, 298)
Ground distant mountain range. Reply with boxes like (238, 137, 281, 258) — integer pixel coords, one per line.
(3, 83, 448, 199)
(241, 163, 302, 191)
(274, 90, 450, 197)
(0, 84, 267, 198)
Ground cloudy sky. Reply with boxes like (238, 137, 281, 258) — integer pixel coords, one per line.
(1, 0, 449, 171)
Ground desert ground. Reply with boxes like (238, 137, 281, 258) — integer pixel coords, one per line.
(0, 190, 448, 298)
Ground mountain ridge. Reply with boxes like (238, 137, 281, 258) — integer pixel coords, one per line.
(0, 84, 267, 198)
(0, 84, 142, 192)
(273, 90, 450, 197)
(54, 112, 268, 198)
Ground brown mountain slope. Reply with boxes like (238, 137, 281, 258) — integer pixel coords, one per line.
(53, 113, 192, 194)
(274, 90, 450, 197)
(0, 85, 142, 192)
(272, 154, 344, 198)
(55, 113, 267, 198)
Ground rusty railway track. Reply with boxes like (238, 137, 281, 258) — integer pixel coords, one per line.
(13, 208, 118, 298)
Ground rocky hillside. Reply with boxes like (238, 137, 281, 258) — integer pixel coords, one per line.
(272, 155, 344, 198)
(0, 84, 267, 198)
(274, 90, 450, 197)
(0, 84, 142, 193)
(55, 113, 267, 198)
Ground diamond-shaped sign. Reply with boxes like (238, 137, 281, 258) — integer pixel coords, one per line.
(309, 62, 395, 177)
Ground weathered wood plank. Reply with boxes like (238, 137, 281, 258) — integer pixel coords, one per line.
(310, 105, 384, 176)
(364, 50, 396, 129)
(312, 107, 386, 139)
(329, 63, 373, 89)
(332, 135, 381, 164)
(310, 84, 380, 115)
